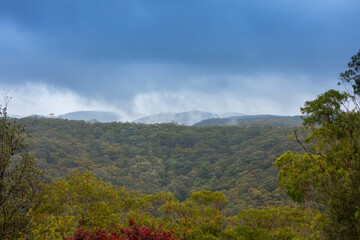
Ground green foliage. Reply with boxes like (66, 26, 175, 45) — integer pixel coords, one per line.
(223, 206, 316, 240)
(160, 190, 228, 239)
(275, 51, 360, 239)
(0, 101, 43, 239)
(28, 172, 229, 239)
(28, 171, 176, 239)
(24, 169, 318, 239)
(29, 171, 130, 238)
(17, 117, 303, 214)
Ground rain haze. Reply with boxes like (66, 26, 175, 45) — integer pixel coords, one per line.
(0, 0, 359, 121)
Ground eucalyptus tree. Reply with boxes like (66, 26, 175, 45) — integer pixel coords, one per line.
(275, 50, 360, 239)
(0, 97, 42, 239)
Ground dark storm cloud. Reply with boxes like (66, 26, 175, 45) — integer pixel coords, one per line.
(0, 0, 359, 117)
(2, 1, 358, 66)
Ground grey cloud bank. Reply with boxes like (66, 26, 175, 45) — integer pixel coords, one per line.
(0, 0, 359, 118)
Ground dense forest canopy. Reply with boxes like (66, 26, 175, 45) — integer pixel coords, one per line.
(17, 117, 303, 214)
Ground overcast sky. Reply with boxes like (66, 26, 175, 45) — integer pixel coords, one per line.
(0, 0, 359, 120)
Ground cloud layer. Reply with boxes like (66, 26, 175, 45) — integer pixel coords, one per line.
(0, 0, 358, 118)
(3, 72, 337, 121)
(2, 83, 121, 117)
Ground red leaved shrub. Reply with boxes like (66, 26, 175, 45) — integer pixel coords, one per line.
(65, 219, 175, 240)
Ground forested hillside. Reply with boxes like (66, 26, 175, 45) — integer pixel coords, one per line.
(18, 117, 303, 215)
(194, 115, 303, 127)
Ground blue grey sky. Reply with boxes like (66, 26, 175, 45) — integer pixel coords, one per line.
(0, 0, 359, 120)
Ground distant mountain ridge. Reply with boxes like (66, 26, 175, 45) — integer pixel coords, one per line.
(58, 111, 120, 122)
(11, 110, 244, 124)
(194, 115, 303, 127)
(9, 114, 26, 119)
(12, 111, 301, 127)
(133, 111, 244, 126)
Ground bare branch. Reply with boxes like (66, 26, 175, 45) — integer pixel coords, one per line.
(293, 130, 326, 173)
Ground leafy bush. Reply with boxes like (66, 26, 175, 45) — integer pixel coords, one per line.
(66, 219, 175, 240)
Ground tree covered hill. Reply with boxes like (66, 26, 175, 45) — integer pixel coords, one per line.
(193, 115, 303, 127)
(17, 117, 303, 215)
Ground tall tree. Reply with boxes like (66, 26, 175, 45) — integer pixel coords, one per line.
(0, 97, 42, 239)
(339, 50, 360, 99)
(274, 50, 360, 239)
